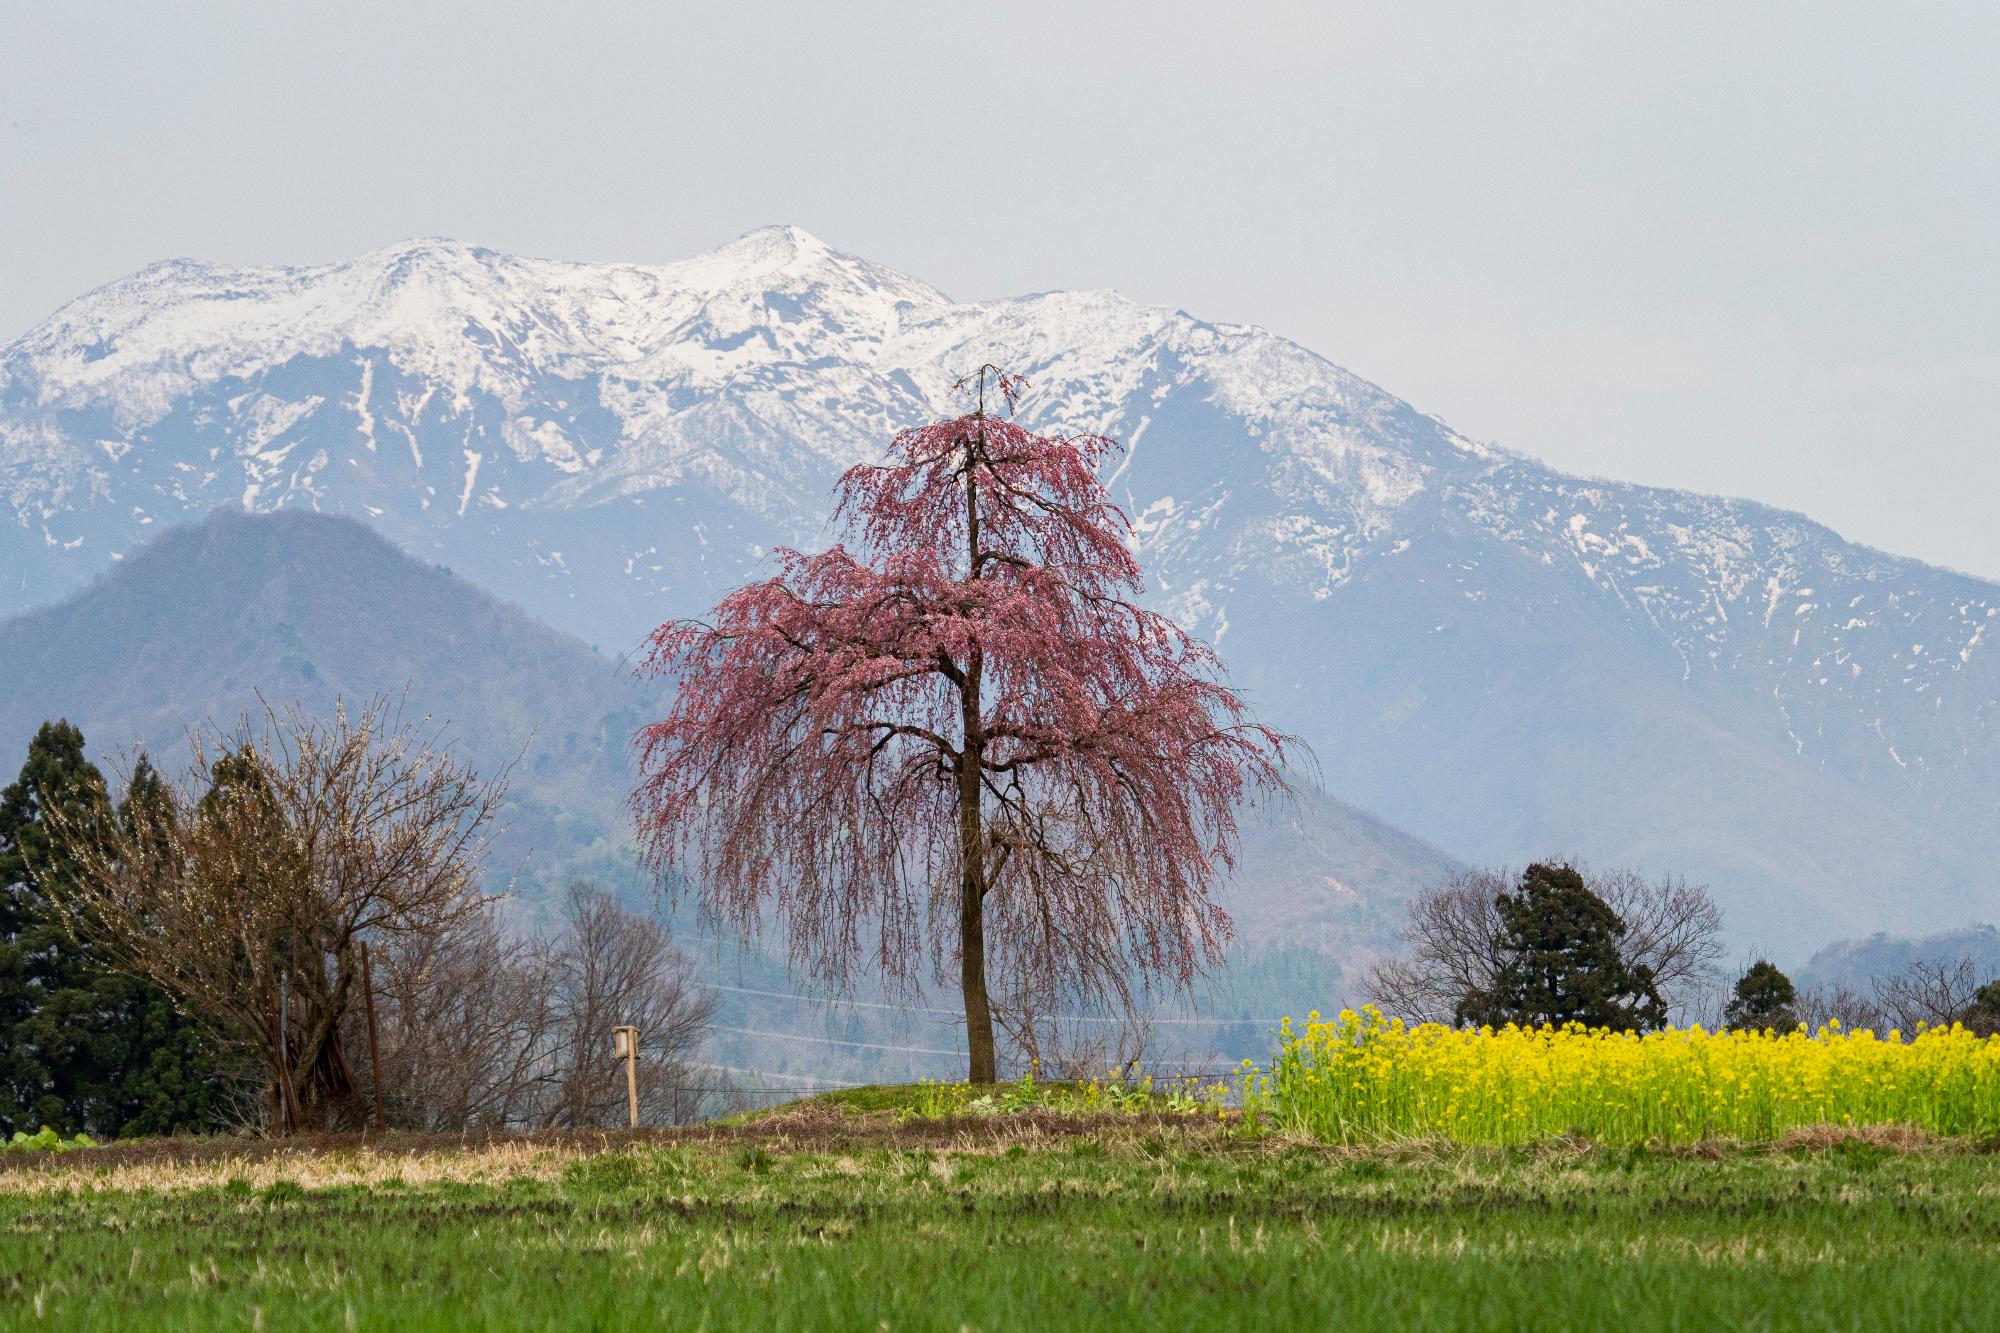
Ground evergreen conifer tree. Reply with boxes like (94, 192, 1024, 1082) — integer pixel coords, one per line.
(1723, 959, 1799, 1032)
(0, 727, 226, 1136)
(1457, 863, 1668, 1031)
(1966, 978, 2000, 1038)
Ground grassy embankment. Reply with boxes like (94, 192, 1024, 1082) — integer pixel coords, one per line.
(2, 1094, 1998, 1330)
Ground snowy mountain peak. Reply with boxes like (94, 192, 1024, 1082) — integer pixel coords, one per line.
(0, 227, 964, 436)
(648, 224, 949, 309)
(0, 231, 1996, 950)
(701, 223, 850, 279)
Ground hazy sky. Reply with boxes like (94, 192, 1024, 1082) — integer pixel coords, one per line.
(5, 3, 1995, 577)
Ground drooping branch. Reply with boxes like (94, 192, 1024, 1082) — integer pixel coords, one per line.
(632, 368, 1301, 1072)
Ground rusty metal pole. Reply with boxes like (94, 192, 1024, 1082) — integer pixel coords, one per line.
(359, 940, 386, 1133)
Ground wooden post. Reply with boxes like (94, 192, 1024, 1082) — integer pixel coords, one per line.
(359, 941, 386, 1133)
(626, 1034, 639, 1131)
(613, 1026, 639, 1130)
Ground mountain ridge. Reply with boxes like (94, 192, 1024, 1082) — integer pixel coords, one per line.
(0, 505, 1452, 966)
(2, 227, 1994, 951)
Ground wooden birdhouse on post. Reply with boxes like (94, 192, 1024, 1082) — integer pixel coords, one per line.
(611, 1025, 639, 1130)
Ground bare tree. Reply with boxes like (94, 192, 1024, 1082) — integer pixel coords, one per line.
(1796, 982, 1887, 1034)
(363, 884, 715, 1130)
(1360, 871, 1509, 1024)
(536, 883, 715, 1128)
(1363, 864, 1725, 1024)
(1593, 868, 1727, 1004)
(362, 907, 555, 1131)
(48, 697, 507, 1132)
(1874, 957, 2000, 1036)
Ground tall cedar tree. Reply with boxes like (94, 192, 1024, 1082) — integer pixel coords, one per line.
(1723, 959, 1799, 1032)
(1456, 863, 1668, 1031)
(633, 368, 1294, 1081)
(0, 725, 225, 1136)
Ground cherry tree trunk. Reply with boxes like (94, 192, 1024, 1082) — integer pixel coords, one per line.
(958, 835, 997, 1084)
(956, 749, 997, 1081)
(956, 426, 998, 1084)
(957, 665, 997, 1083)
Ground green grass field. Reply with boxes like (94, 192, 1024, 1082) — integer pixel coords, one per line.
(3, 1108, 1999, 1330)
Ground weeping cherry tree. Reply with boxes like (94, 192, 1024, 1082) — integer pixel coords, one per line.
(632, 367, 1296, 1081)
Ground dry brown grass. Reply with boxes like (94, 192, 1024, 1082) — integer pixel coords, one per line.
(2, 1113, 1980, 1201)
(1772, 1122, 1939, 1152)
(0, 1112, 1243, 1197)
(0, 1137, 585, 1197)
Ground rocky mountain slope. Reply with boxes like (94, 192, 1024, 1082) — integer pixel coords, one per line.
(3, 227, 1994, 949)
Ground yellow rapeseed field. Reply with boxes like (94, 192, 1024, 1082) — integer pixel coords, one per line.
(1240, 1007, 2000, 1145)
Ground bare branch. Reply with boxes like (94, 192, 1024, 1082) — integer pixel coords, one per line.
(46, 695, 507, 1133)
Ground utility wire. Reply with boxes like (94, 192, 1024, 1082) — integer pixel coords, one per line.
(703, 982, 1285, 1026)
(708, 1024, 964, 1057)
(687, 1061, 866, 1087)
(660, 1087, 851, 1097)
(703, 982, 942, 1013)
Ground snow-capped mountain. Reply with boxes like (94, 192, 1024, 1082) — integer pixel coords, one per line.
(3, 225, 1994, 952)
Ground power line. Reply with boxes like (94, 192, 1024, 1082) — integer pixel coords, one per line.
(660, 1087, 845, 1097)
(705, 983, 957, 1015)
(687, 1061, 864, 1087)
(708, 1024, 964, 1057)
(703, 982, 1285, 1026)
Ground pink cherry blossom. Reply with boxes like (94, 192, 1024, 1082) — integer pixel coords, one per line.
(632, 366, 1297, 1080)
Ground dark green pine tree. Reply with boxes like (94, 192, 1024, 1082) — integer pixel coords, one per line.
(1967, 979, 2000, 1038)
(1456, 863, 1669, 1032)
(0, 726, 228, 1137)
(0, 720, 107, 1132)
(1723, 959, 1799, 1032)
(104, 754, 237, 1136)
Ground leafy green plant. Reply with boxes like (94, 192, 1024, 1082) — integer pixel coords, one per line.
(4, 1125, 95, 1152)
(903, 1068, 1230, 1120)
